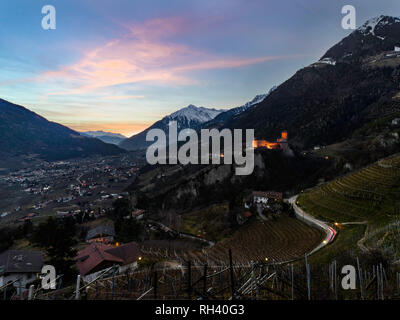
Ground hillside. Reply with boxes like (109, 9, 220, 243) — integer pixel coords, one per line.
(0, 99, 124, 162)
(297, 153, 400, 263)
(202, 89, 275, 129)
(223, 16, 400, 151)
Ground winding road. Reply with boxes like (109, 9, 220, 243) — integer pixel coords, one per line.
(288, 195, 337, 256)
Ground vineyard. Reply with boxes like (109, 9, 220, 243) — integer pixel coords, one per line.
(297, 153, 400, 261)
(140, 216, 324, 266)
(298, 155, 400, 223)
(31, 249, 400, 301)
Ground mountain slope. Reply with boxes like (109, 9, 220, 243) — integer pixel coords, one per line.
(0, 99, 124, 161)
(203, 87, 276, 129)
(119, 105, 224, 151)
(297, 153, 400, 262)
(80, 131, 126, 145)
(223, 15, 400, 150)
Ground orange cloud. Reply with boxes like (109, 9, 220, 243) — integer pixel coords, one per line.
(101, 95, 145, 100)
(64, 121, 151, 137)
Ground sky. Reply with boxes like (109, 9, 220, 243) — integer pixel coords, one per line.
(0, 0, 399, 137)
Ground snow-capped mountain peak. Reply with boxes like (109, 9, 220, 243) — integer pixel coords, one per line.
(358, 15, 400, 37)
(81, 130, 126, 139)
(166, 104, 224, 125)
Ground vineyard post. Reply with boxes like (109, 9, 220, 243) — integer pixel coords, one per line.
(364, 270, 367, 288)
(356, 257, 364, 300)
(291, 264, 294, 300)
(229, 249, 235, 299)
(170, 278, 176, 298)
(28, 285, 34, 300)
(397, 272, 400, 295)
(153, 271, 158, 299)
(188, 261, 192, 300)
(329, 263, 333, 294)
(257, 264, 261, 299)
(57, 275, 63, 300)
(334, 260, 338, 300)
(305, 254, 311, 300)
(250, 261, 256, 298)
(111, 265, 116, 300)
(75, 275, 81, 300)
(18, 280, 22, 300)
(376, 265, 380, 300)
(203, 264, 208, 298)
(380, 263, 384, 300)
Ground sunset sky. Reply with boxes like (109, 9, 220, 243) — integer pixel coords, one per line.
(0, 0, 398, 136)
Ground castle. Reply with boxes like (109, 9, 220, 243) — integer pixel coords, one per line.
(253, 131, 288, 150)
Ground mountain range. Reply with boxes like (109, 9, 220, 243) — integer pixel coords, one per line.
(80, 131, 126, 145)
(119, 92, 273, 151)
(1, 15, 399, 168)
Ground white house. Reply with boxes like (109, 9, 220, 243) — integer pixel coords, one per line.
(395, 46, 400, 52)
(392, 118, 400, 126)
(252, 191, 283, 205)
(0, 250, 44, 294)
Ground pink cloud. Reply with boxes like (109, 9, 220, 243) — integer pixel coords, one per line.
(38, 17, 292, 96)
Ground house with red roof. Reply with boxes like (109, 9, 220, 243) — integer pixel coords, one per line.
(75, 242, 141, 281)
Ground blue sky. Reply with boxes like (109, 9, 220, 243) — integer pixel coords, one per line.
(0, 0, 399, 136)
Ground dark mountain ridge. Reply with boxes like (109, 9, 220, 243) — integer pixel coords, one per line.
(0, 99, 124, 161)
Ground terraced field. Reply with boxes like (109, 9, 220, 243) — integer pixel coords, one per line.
(203, 216, 324, 264)
(297, 153, 400, 262)
(298, 154, 400, 224)
(141, 216, 324, 266)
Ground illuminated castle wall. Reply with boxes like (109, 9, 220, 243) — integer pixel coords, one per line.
(253, 131, 288, 150)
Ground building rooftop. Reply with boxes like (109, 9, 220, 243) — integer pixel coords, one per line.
(0, 249, 44, 274)
(252, 191, 283, 200)
(75, 242, 140, 276)
(86, 225, 115, 241)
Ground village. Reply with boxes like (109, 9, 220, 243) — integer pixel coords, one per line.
(0, 185, 288, 299)
(0, 153, 144, 225)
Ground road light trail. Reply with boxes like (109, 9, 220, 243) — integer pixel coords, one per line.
(288, 195, 337, 256)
